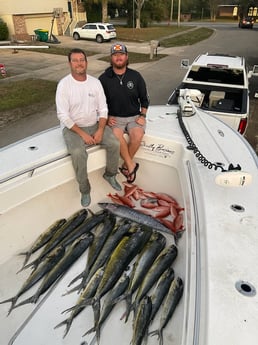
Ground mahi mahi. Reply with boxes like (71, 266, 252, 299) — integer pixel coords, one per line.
(132, 244, 178, 314)
(81, 225, 153, 328)
(120, 231, 166, 322)
(131, 295, 152, 345)
(85, 272, 130, 345)
(0, 245, 65, 315)
(68, 213, 116, 292)
(20, 208, 88, 271)
(149, 277, 184, 345)
(13, 233, 94, 308)
(18, 218, 67, 268)
(55, 267, 105, 338)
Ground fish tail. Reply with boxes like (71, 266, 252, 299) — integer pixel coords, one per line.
(16, 260, 36, 274)
(120, 295, 133, 322)
(0, 296, 13, 305)
(95, 325, 101, 345)
(12, 295, 38, 309)
(67, 271, 83, 287)
(82, 325, 95, 337)
(0, 296, 18, 316)
(54, 318, 72, 338)
(62, 282, 82, 296)
(149, 329, 163, 345)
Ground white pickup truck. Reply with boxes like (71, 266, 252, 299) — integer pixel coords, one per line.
(168, 53, 258, 135)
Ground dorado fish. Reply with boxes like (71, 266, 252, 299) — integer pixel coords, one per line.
(80, 225, 153, 327)
(0, 245, 65, 315)
(68, 214, 116, 292)
(55, 210, 106, 249)
(149, 277, 184, 345)
(132, 244, 178, 314)
(55, 267, 105, 338)
(119, 231, 166, 322)
(13, 233, 94, 309)
(20, 208, 88, 272)
(76, 219, 132, 292)
(98, 202, 175, 237)
(131, 295, 152, 345)
(18, 218, 67, 268)
(85, 272, 130, 345)
(149, 267, 175, 324)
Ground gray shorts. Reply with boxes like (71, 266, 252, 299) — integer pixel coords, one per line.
(110, 115, 146, 133)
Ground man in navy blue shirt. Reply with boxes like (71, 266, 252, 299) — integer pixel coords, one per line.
(99, 43, 149, 183)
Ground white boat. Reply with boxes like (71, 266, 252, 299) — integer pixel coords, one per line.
(1, 89, 258, 345)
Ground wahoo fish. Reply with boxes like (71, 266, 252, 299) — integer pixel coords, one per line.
(13, 233, 94, 309)
(0, 245, 65, 315)
(119, 231, 166, 322)
(55, 267, 105, 338)
(131, 295, 152, 345)
(149, 277, 184, 345)
(98, 202, 175, 237)
(18, 218, 67, 268)
(20, 208, 88, 271)
(133, 244, 178, 313)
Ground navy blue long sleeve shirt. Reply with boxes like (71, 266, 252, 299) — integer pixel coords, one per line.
(99, 66, 149, 117)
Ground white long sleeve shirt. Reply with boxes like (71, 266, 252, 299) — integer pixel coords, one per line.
(56, 74, 108, 129)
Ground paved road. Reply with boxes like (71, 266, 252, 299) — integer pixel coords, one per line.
(0, 26, 257, 152)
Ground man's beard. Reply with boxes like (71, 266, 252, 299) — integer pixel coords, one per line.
(113, 61, 126, 70)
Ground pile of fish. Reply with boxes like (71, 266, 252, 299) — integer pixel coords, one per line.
(107, 182, 185, 237)
(1, 204, 184, 345)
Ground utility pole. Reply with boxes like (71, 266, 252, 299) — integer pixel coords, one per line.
(170, 0, 174, 23)
(177, 0, 181, 27)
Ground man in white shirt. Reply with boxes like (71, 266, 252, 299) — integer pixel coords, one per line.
(56, 48, 121, 207)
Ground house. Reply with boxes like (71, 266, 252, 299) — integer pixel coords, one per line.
(0, 0, 86, 41)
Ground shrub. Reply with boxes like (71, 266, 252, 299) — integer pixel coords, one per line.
(0, 18, 9, 40)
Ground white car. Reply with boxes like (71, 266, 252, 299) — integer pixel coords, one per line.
(168, 53, 251, 134)
(72, 22, 116, 43)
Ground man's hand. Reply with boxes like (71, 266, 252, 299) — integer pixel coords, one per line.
(92, 128, 104, 144)
(107, 116, 117, 127)
(80, 131, 96, 145)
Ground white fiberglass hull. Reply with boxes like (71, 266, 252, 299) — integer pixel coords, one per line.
(1, 99, 258, 345)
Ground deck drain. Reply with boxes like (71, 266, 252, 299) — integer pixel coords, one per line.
(235, 280, 256, 297)
(28, 145, 38, 151)
(217, 129, 225, 137)
(230, 204, 245, 212)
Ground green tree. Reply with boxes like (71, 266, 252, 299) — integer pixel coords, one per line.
(0, 18, 9, 40)
(84, 0, 124, 22)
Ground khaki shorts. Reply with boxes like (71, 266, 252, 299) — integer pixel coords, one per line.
(110, 115, 146, 133)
